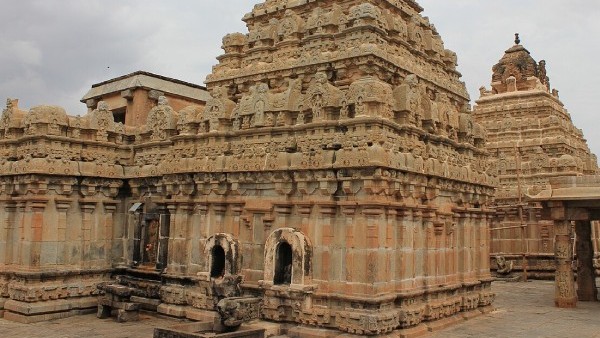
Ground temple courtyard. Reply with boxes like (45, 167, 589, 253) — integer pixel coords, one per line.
(0, 280, 597, 338)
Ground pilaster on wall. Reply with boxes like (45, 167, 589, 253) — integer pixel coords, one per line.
(0, 201, 17, 266)
(554, 219, 577, 308)
(22, 198, 49, 268)
(54, 198, 72, 266)
(79, 200, 98, 269)
(165, 202, 193, 275)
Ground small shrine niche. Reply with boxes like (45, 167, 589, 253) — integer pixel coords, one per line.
(210, 245, 227, 278)
(142, 214, 160, 265)
(205, 233, 240, 279)
(274, 242, 293, 285)
(132, 203, 170, 270)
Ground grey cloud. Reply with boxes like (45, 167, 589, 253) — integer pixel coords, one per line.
(1, 0, 598, 155)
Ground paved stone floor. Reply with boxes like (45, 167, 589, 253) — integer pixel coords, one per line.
(429, 280, 600, 338)
(0, 280, 599, 337)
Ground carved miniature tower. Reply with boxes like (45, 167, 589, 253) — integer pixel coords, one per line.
(474, 35, 598, 278)
(0, 0, 496, 334)
(192, 0, 495, 334)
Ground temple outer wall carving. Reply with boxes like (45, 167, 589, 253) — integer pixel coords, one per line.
(474, 38, 599, 279)
(0, 0, 498, 335)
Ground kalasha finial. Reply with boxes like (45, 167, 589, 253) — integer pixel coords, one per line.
(515, 33, 521, 45)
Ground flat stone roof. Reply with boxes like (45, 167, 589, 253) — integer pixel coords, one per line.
(81, 71, 210, 103)
(529, 176, 600, 201)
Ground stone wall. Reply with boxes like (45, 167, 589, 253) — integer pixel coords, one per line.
(0, 0, 497, 334)
(475, 39, 599, 278)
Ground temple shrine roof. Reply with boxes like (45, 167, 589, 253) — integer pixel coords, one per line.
(81, 71, 210, 103)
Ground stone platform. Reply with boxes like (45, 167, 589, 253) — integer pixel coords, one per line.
(1, 281, 599, 338)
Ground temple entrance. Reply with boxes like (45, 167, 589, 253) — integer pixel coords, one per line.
(210, 245, 226, 278)
(142, 216, 160, 265)
(575, 221, 598, 302)
(274, 242, 293, 285)
(533, 176, 600, 308)
(132, 204, 170, 270)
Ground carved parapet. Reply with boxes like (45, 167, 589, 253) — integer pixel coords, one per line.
(393, 74, 421, 126)
(23, 105, 69, 136)
(216, 297, 262, 329)
(398, 304, 425, 329)
(336, 310, 399, 335)
(298, 305, 331, 326)
(86, 101, 116, 133)
(145, 96, 178, 141)
(348, 3, 387, 31)
(159, 284, 187, 305)
(304, 72, 342, 122)
(478, 290, 495, 307)
(185, 288, 212, 310)
(346, 76, 394, 119)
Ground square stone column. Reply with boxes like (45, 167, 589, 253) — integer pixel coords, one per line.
(554, 220, 577, 308)
(575, 220, 597, 301)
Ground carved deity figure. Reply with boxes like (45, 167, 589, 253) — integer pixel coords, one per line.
(1, 99, 15, 137)
(253, 83, 269, 127)
(538, 60, 551, 91)
(394, 74, 422, 126)
(305, 72, 341, 122)
(495, 256, 513, 275)
(202, 86, 236, 132)
(147, 96, 175, 141)
(90, 101, 114, 141)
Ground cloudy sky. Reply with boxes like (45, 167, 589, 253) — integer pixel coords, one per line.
(1, 0, 599, 154)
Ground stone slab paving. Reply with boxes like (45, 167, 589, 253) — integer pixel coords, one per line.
(0, 312, 188, 338)
(429, 280, 600, 338)
(1, 280, 600, 337)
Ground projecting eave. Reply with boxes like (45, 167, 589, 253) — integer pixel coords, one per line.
(81, 71, 210, 103)
(475, 87, 563, 106)
(528, 176, 600, 203)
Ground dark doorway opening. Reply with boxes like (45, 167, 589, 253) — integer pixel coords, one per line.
(211, 245, 226, 278)
(112, 107, 126, 124)
(274, 242, 293, 285)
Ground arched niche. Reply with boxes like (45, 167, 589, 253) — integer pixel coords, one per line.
(264, 228, 312, 286)
(205, 233, 240, 278)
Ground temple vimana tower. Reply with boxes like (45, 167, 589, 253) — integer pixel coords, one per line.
(475, 35, 599, 278)
(0, 0, 501, 336)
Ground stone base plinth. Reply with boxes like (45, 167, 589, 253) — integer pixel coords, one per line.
(425, 315, 463, 332)
(395, 324, 429, 338)
(287, 326, 339, 338)
(555, 296, 577, 308)
(157, 303, 187, 318)
(185, 307, 221, 323)
(3, 297, 97, 323)
(154, 322, 265, 338)
(130, 295, 162, 311)
(0, 298, 7, 317)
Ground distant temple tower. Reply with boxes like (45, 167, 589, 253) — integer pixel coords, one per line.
(474, 35, 599, 278)
(0, 0, 496, 335)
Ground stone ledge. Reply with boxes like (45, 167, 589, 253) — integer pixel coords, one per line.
(157, 303, 187, 318)
(5, 297, 97, 316)
(3, 298, 97, 324)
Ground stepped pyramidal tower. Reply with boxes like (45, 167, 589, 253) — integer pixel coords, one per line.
(474, 35, 599, 278)
(0, 0, 496, 335)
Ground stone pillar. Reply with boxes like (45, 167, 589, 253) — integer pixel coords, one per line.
(575, 221, 597, 301)
(166, 202, 192, 274)
(157, 205, 170, 271)
(28, 199, 49, 268)
(80, 201, 97, 269)
(103, 202, 118, 267)
(3, 202, 17, 265)
(55, 199, 72, 265)
(554, 220, 577, 308)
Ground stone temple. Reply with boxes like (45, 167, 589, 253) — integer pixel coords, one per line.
(0, 0, 498, 336)
(474, 35, 599, 279)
